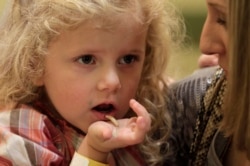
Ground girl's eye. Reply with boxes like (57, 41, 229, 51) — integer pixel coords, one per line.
(119, 55, 138, 64)
(77, 55, 95, 64)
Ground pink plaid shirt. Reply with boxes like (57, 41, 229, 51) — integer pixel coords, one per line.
(0, 100, 145, 166)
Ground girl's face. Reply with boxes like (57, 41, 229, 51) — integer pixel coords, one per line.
(200, 0, 228, 73)
(39, 19, 147, 133)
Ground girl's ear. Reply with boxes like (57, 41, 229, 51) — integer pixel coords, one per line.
(33, 76, 44, 86)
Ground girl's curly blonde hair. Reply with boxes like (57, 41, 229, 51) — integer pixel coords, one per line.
(0, 0, 185, 165)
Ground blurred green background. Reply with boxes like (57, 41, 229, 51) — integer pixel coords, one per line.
(0, 0, 5, 15)
(0, 0, 207, 80)
(167, 0, 207, 80)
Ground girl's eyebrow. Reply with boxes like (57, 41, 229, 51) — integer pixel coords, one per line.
(129, 49, 145, 54)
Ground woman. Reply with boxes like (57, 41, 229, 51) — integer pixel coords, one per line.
(166, 0, 250, 165)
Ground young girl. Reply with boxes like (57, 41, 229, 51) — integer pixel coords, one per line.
(0, 0, 184, 165)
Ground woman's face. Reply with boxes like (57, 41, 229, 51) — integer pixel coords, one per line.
(200, 0, 228, 73)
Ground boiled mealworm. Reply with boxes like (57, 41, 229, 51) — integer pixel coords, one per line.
(105, 115, 119, 127)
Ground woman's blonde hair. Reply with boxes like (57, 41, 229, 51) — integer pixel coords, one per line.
(222, 0, 250, 160)
(0, 0, 185, 165)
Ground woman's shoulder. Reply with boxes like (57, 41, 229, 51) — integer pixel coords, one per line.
(168, 66, 218, 112)
(164, 67, 219, 165)
(207, 131, 231, 166)
(171, 66, 218, 98)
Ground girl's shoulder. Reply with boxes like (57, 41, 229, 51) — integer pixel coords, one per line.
(0, 103, 83, 143)
(0, 104, 59, 142)
(0, 104, 81, 165)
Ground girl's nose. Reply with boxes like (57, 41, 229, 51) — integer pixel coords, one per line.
(97, 68, 121, 92)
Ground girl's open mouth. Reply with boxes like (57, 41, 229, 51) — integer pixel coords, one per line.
(92, 104, 115, 114)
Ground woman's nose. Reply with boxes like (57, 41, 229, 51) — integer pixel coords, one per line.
(97, 67, 121, 92)
(199, 18, 225, 55)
